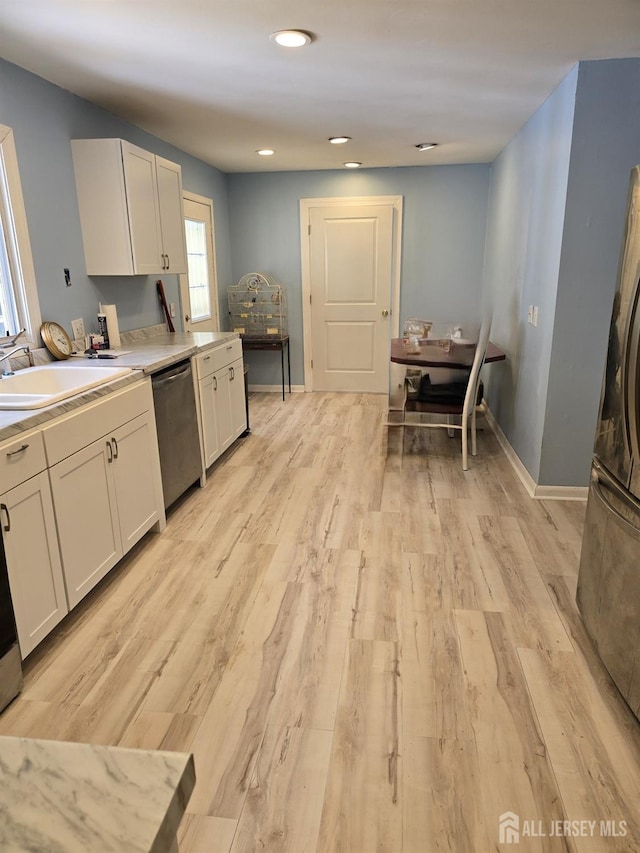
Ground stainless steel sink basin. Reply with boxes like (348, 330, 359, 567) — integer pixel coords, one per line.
(0, 364, 133, 409)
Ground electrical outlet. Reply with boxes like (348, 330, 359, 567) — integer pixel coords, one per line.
(532, 306, 539, 327)
(170, 303, 176, 318)
(527, 305, 533, 324)
(71, 318, 85, 341)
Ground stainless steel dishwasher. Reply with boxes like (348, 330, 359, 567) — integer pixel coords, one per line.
(151, 359, 202, 510)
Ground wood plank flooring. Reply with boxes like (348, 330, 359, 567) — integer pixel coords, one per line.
(2, 392, 640, 852)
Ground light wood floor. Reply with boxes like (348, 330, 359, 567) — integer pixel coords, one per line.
(2, 392, 640, 852)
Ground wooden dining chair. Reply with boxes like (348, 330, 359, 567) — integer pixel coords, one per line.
(402, 318, 491, 469)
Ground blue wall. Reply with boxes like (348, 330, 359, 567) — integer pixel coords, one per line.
(483, 58, 640, 488)
(0, 57, 231, 336)
(540, 59, 640, 486)
(483, 66, 577, 482)
(227, 166, 490, 386)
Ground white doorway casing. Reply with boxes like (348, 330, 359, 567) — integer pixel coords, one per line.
(300, 196, 403, 393)
(180, 191, 219, 333)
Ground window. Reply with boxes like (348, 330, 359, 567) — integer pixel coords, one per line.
(0, 125, 41, 342)
(184, 217, 212, 321)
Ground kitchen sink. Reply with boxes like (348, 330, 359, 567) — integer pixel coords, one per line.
(0, 364, 133, 409)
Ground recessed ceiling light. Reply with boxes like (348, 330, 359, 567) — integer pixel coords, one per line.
(257, 149, 275, 156)
(344, 162, 361, 169)
(415, 143, 438, 151)
(329, 136, 351, 144)
(270, 30, 312, 48)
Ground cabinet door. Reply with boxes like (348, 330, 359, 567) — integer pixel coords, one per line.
(110, 413, 162, 552)
(215, 366, 235, 453)
(156, 156, 187, 274)
(50, 439, 121, 610)
(121, 141, 164, 274)
(229, 358, 247, 440)
(199, 374, 221, 467)
(1, 472, 68, 658)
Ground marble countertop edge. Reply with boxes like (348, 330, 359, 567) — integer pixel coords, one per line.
(0, 736, 195, 853)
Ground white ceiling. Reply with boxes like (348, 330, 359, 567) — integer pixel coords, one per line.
(1, 1, 639, 174)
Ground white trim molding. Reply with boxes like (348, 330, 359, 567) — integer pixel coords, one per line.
(0, 125, 42, 342)
(484, 405, 588, 501)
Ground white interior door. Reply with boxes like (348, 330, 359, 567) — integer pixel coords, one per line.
(179, 192, 219, 332)
(304, 199, 401, 392)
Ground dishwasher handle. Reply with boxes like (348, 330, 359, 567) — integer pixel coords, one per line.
(152, 361, 192, 388)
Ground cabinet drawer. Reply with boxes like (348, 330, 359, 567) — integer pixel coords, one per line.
(195, 339, 242, 379)
(0, 431, 47, 492)
(43, 379, 152, 466)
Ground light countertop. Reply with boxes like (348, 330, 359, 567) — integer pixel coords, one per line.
(75, 331, 238, 374)
(0, 331, 239, 444)
(0, 736, 195, 853)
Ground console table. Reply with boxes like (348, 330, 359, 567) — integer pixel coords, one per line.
(241, 335, 291, 400)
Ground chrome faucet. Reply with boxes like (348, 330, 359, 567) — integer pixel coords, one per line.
(0, 345, 34, 375)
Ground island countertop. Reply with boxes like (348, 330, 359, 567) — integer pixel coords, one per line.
(0, 736, 195, 852)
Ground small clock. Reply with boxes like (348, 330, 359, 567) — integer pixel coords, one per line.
(40, 321, 73, 360)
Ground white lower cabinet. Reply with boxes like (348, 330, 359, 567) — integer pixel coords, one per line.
(194, 340, 246, 469)
(199, 372, 221, 468)
(48, 402, 164, 610)
(49, 434, 120, 610)
(1, 470, 68, 658)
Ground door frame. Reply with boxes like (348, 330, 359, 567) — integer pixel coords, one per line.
(300, 195, 403, 392)
(180, 190, 220, 332)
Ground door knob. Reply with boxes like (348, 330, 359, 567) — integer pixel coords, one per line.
(381, 309, 389, 317)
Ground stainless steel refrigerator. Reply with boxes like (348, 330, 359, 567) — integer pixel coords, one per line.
(577, 165, 640, 722)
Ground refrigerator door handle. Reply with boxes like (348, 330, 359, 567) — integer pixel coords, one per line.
(592, 462, 640, 535)
(625, 275, 640, 464)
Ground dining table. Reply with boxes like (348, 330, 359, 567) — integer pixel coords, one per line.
(390, 337, 506, 369)
(387, 336, 506, 422)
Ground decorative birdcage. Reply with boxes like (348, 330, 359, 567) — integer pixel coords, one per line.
(227, 273, 288, 338)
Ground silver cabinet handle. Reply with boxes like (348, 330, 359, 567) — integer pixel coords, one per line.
(230, 366, 235, 380)
(0, 502, 10, 532)
(6, 443, 29, 457)
(111, 437, 118, 459)
(106, 440, 113, 463)
(166, 253, 170, 269)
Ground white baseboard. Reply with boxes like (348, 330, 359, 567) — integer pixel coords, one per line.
(483, 405, 588, 501)
(248, 384, 304, 394)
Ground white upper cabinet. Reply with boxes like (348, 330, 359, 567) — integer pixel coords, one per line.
(72, 138, 187, 276)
